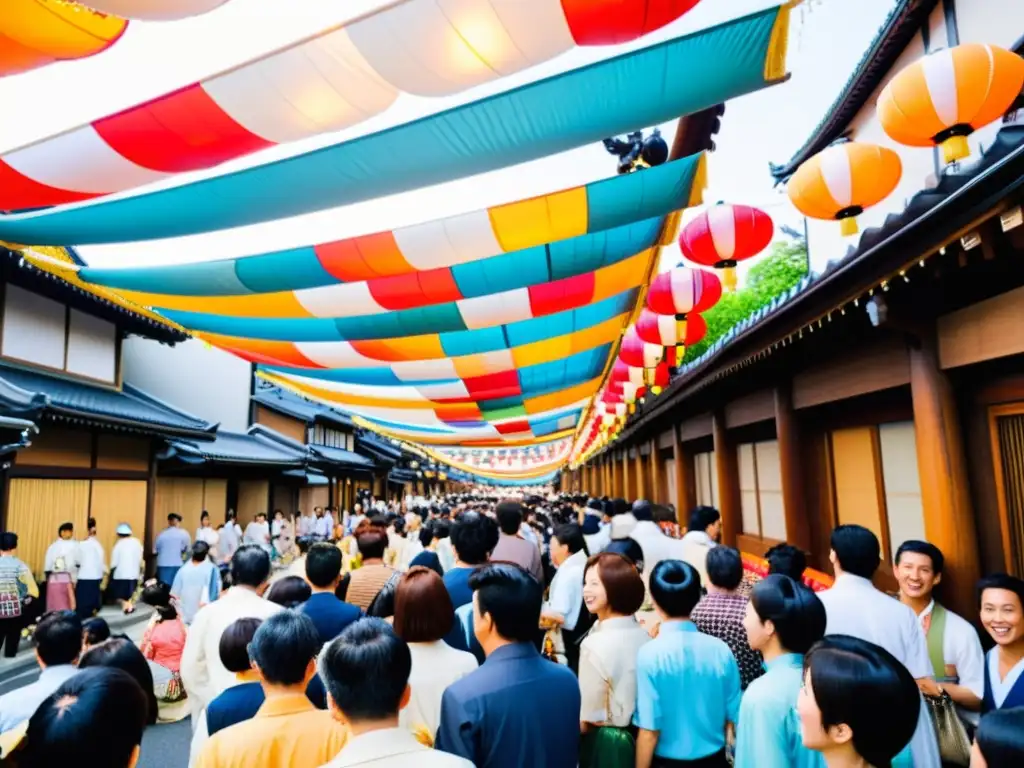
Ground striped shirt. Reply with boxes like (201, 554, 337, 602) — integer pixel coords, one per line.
(346, 563, 396, 612)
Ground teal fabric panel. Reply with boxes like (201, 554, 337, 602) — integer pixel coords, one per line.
(257, 366, 411, 386)
(586, 152, 701, 232)
(158, 310, 342, 341)
(0, 7, 782, 244)
(547, 217, 663, 280)
(518, 345, 611, 395)
(504, 290, 634, 347)
(234, 247, 334, 292)
(79, 258, 252, 296)
(451, 245, 549, 298)
(439, 326, 509, 358)
(333, 302, 467, 341)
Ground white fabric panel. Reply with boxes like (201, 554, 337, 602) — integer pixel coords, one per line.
(487, 0, 575, 64)
(921, 49, 959, 126)
(394, 208, 502, 270)
(391, 358, 460, 382)
(878, 422, 926, 549)
(458, 288, 532, 329)
(346, 405, 451, 427)
(2, 285, 66, 370)
(294, 281, 384, 319)
(83, 0, 228, 20)
(66, 309, 116, 383)
(203, 29, 398, 144)
(738, 444, 760, 535)
(3, 126, 167, 194)
(755, 441, 786, 541)
(272, 372, 429, 397)
(707, 205, 737, 262)
(292, 341, 377, 368)
(556, 414, 576, 430)
(415, 380, 471, 400)
(694, 453, 713, 508)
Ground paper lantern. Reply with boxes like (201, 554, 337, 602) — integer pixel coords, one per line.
(1, 0, 127, 77)
(878, 43, 1024, 165)
(82, 0, 227, 19)
(678, 203, 773, 291)
(788, 142, 902, 237)
(636, 308, 707, 359)
(619, 327, 666, 389)
(646, 265, 721, 352)
(562, 0, 703, 45)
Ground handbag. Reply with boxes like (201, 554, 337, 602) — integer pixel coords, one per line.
(924, 604, 972, 766)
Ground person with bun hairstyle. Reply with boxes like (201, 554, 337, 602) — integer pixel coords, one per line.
(635, 560, 740, 768)
(735, 574, 827, 768)
(798, 635, 921, 768)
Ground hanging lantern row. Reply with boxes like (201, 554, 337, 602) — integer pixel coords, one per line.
(789, 43, 1024, 237)
(678, 203, 774, 291)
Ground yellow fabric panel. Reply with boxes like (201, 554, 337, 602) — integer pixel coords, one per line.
(203, 479, 228, 526)
(525, 378, 601, 415)
(592, 250, 652, 301)
(90, 480, 147, 578)
(487, 185, 587, 253)
(116, 287, 310, 318)
(237, 480, 269, 527)
(351, 335, 446, 361)
(451, 351, 514, 379)
(7, 479, 90, 578)
(155, 477, 205, 542)
(511, 315, 624, 368)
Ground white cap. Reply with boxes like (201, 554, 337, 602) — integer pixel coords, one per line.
(116, 523, 132, 535)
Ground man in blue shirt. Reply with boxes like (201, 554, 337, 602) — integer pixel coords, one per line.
(154, 513, 191, 587)
(435, 563, 580, 768)
(301, 543, 361, 643)
(442, 512, 498, 661)
(636, 560, 741, 768)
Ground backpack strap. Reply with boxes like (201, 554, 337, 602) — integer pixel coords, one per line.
(927, 602, 948, 679)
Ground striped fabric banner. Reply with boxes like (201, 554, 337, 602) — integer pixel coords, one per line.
(0, 0, 702, 213)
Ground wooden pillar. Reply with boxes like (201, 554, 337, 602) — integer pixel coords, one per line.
(621, 451, 632, 500)
(673, 427, 696, 526)
(649, 439, 664, 504)
(634, 448, 646, 500)
(909, 334, 980, 618)
(775, 382, 810, 552)
(713, 411, 741, 548)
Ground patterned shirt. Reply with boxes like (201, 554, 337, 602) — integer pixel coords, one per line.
(0, 555, 36, 618)
(691, 592, 764, 689)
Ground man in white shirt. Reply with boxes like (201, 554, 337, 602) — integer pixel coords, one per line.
(109, 523, 144, 613)
(313, 507, 333, 541)
(542, 524, 590, 671)
(75, 517, 105, 618)
(818, 525, 941, 768)
(894, 539, 984, 725)
(43, 523, 79, 579)
(216, 512, 242, 564)
(580, 499, 611, 554)
(628, 501, 686, 585)
(244, 512, 272, 555)
(0, 610, 81, 733)
(317, 618, 472, 768)
(180, 544, 281, 715)
(298, 509, 317, 538)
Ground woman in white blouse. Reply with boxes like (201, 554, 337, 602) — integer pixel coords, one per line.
(393, 566, 478, 739)
(578, 551, 649, 768)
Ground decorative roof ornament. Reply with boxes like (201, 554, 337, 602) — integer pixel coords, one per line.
(878, 43, 1024, 164)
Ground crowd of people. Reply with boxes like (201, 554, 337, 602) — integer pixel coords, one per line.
(0, 491, 1021, 767)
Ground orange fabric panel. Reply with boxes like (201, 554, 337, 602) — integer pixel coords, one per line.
(201, 334, 321, 368)
(118, 286, 309, 317)
(315, 231, 413, 282)
(525, 378, 601, 415)
(350, 335, 445, 362)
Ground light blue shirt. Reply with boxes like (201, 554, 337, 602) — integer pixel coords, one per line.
(170, 559, 221, 624)
(154, 527, 191, 567)
(735, 654, 825, 768)
(634, 620, 741, 760)
(0, 665, 78, 733)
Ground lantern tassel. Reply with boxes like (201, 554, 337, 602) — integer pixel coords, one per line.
(941, 134, 970, 165)
(722, 265, 738, 292)
(840, 217, 859, 237)
(674, 315, 689, 345)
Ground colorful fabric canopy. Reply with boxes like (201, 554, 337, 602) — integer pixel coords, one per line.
(429, 439, 573, 479)
(0, 3, 791, 244)
(0, 0, 702, 212)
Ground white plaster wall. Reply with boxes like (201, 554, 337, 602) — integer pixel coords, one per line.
(123, 336, 252, 431)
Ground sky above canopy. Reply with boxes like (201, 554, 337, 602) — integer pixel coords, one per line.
(0, 0, 898, 476)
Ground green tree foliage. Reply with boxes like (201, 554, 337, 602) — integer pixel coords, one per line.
(682, 238, 808, 363)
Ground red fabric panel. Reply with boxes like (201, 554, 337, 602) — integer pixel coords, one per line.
(93, 83, 272, 173)
(495, 419, 531, 435)
(369, 267, 463, 311)
(561, 0, 701, 45)
(462, 370, 522, 400)
(528, 272, 594, 317)
(0, 159, 98, 212)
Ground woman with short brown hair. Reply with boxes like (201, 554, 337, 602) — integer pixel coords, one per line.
(578, 552, 650, 768)
(393, 566, 477, 738)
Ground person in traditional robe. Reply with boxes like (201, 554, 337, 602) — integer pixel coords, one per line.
(43, 522, 78, 613)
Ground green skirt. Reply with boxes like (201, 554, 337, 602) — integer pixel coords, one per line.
(581, 726, 635, 768)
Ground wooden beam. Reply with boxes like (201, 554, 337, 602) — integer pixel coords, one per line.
(649, 439, 664, 504)
(713, 411, 741, 548)
(673, 427, 693, 526)
(775, 381, 811, 551)
(909, 333, 981, 618)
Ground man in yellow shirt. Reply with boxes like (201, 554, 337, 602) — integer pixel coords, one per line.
(195, 611, 348, 768)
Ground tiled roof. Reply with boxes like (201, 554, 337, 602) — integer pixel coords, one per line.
(164, 426, 307, 466)
(0, 362, 214, 438)
(309, 443, 377, 471)
(357, 432, 402, 463)
(770, 0, 938, 182)
(252, 383, 353, 428)
(617, 124, 1024, 444)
